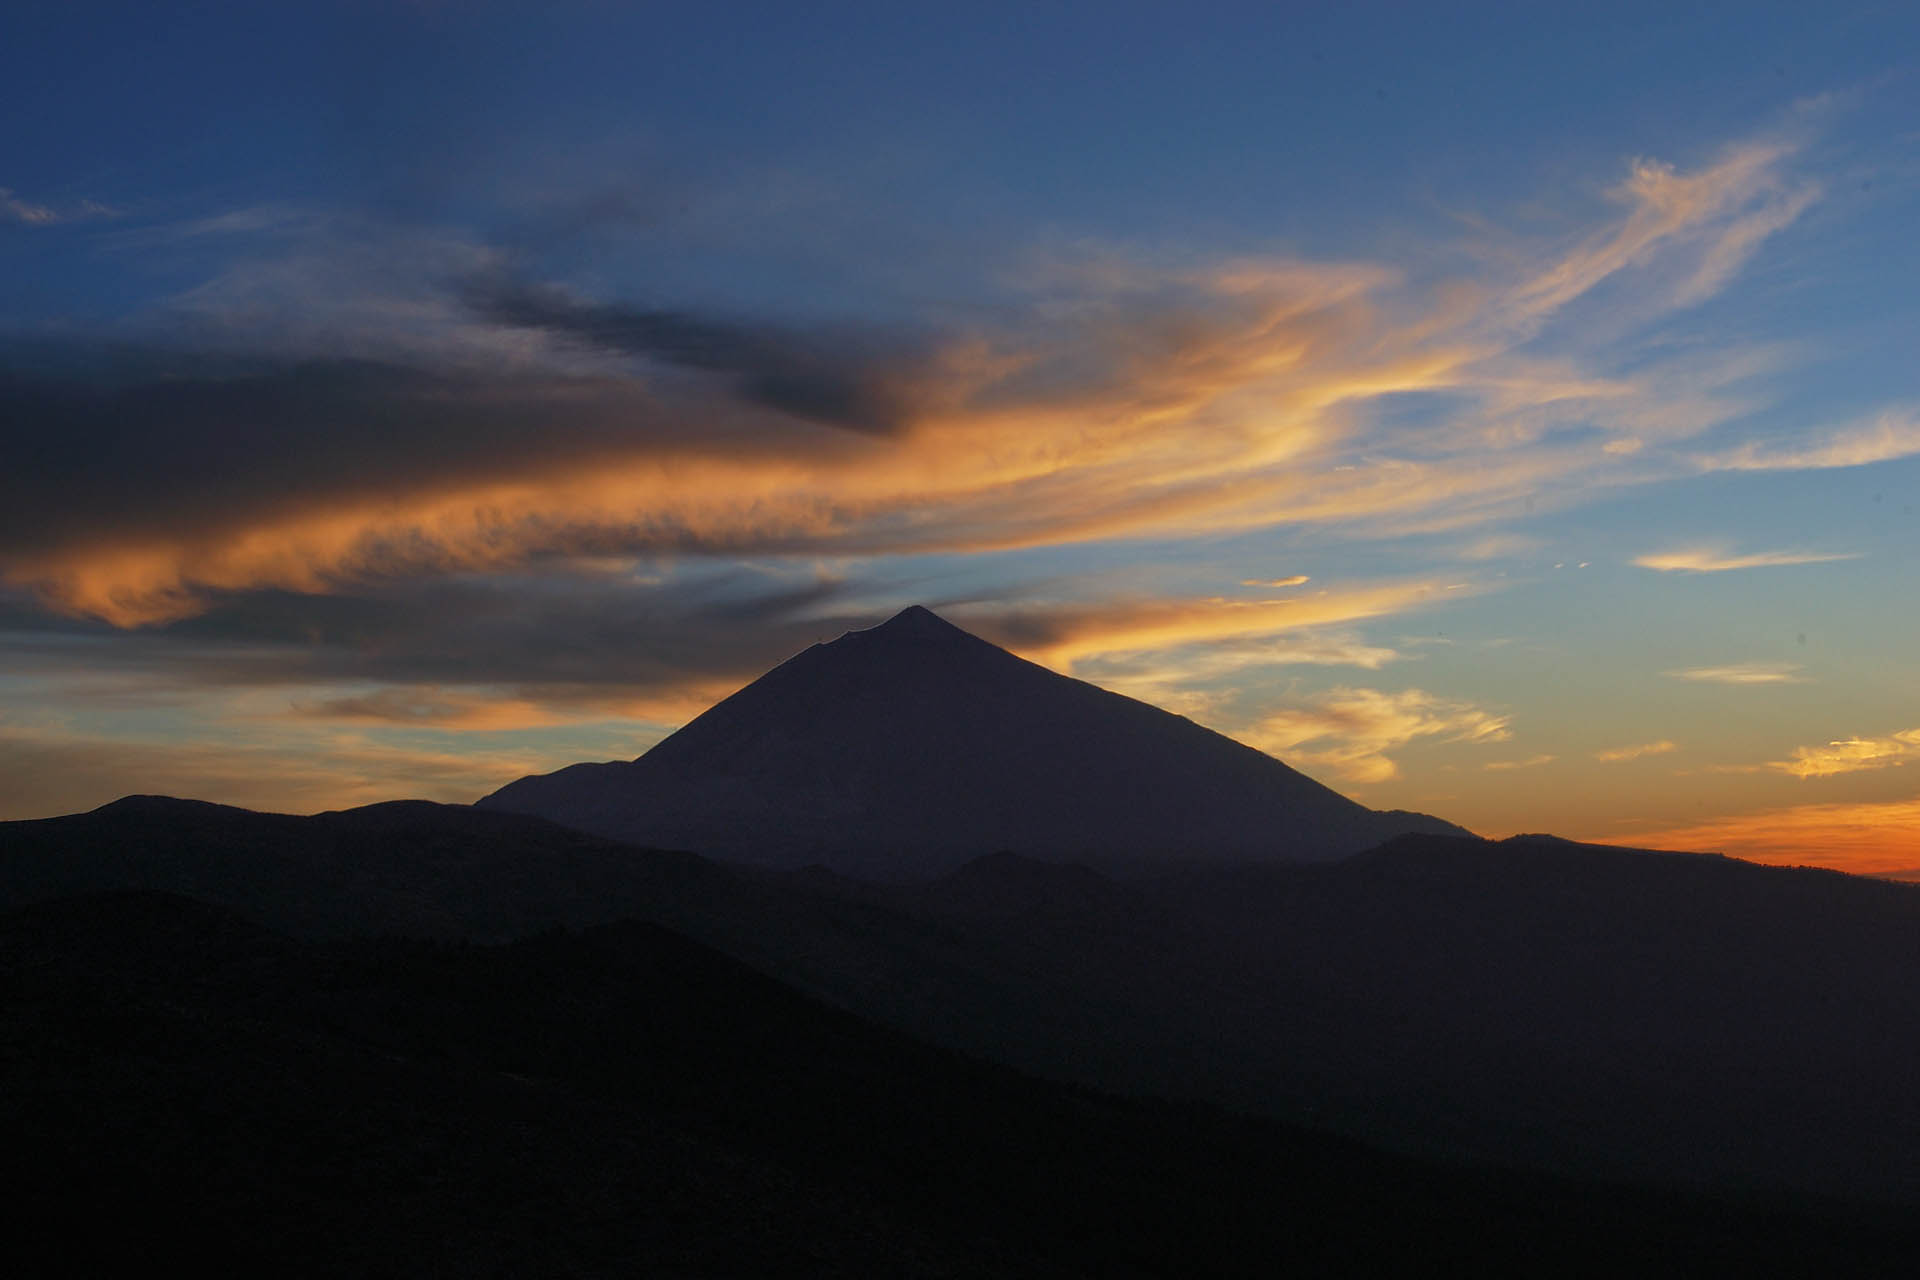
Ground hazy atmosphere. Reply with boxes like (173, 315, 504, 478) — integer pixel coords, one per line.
(6, 1, 1919, 872)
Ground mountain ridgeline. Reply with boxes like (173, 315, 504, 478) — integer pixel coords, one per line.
(479, 605, 1466, 873)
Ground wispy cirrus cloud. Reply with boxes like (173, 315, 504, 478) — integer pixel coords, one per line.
(1, 185, 117, 227)
(1595, 739, 1678, 762)
(1241, 686, 1510, 784)
(972, 580, 1469, 672)
(1664, 662, 1806, 684)
(1503, 140, 1818, 324)
(1696, 407, 1920, 473)
(1450, 534, 1542, 562)
(1, 188, 59, 226)
(1634, 548, 1858, 572)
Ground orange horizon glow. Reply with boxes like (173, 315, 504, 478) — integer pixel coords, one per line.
(1585, 796, 1920, 879)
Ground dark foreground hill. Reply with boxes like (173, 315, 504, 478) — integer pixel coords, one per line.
(7, 797, 1920, 1212)
(0, 794, 728, 941)
(479, 605, 1466, 874)
(842, 835, 1920, 1206)
(6, 889, 1914, 1277)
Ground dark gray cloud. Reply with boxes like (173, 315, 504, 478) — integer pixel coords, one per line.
(0, 337, 842, 558)
(466, 279, 938, 435)
(0, 569, 873, 705)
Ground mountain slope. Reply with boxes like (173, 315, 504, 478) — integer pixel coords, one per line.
(8, 888, 1914, 1276)
(479, 605, 1466, 873)
(0, 795, 725, 941)
(8, 797, 1920, 1207)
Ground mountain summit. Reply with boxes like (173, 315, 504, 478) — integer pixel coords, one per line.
(478, 606, 1468, 874)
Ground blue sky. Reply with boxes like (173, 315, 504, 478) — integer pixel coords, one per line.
(4, 1, 1919, 870)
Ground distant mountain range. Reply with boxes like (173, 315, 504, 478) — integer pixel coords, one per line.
(479, 605, 1467, 875)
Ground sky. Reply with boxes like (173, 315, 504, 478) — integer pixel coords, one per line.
(4, 1, 1919, 874)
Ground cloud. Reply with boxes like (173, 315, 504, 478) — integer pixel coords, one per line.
(1633, 548, 1858, 573)
(1063, 634, 1406, 719)
(100, 203, 316, 247)
(0, 570, 862, 719)
(287, 685, 705, 732)
(1451, 534, 1541, 561)
(466, 278, 950, 435)
(1, 186, 117, 227)
(1484, 754, 1555, 771)
(1240, 686, 1510, 783)
(1605, 795, 1920, 877)
(972, 580, 1467, 671)
(0, 567, 1463, 757)
(1696, 407, 1920, 472)
(1, 188, 59, 226)
(1594, 739, 1678, 762)
(1769, 729, 1920, 779)
(1664, 662, 1805, 685)
(1241, 575, 1310, 588)
(0, 128, 1824, 627)
(0, 352, 900, 624)
(1504, 140, 1817, 324)
(1670, 176, 1819, 305)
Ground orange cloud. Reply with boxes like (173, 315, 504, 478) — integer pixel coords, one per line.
(973, 580, 1471, 672)
(1634, 548, 1857, 572)
(288, 682, 737, 732)
(1076, 632, 1403, 691)
(1241, 686, 1510, 784)
(1605, 796, 1920, 878)
(1484, 754, 1555, 771)
(1770, 729, 1920, 779)
(1595, 739, 1678, 762)
(1664, 662, 1805, 685)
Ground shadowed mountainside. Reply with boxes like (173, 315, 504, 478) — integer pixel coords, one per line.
(478, 605, 1466, 874)
(5, 797, 1920, 1210)
(0, 794, 725, 941)
(6, 887, 1915, 1277)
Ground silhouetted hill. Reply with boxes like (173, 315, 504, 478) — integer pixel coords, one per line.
(820, 833, 1920, 1205)
(479, 605, 1467, 874)
(7, 888, 1914, 1276)
(0, 794, 724, 940)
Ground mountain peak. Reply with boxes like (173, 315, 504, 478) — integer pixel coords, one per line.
(862, 604, 971, 642)
(480, 605, 1471, 872)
